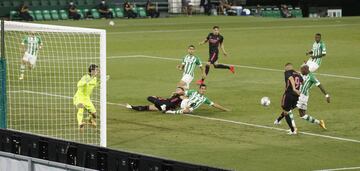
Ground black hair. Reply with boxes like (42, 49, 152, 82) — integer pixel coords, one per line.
(176, 87, 185, 91)
(188, 45, 195, 49)
(199, 84, 207, 88)
(285, 62, 293, 66)
(315, 33, 321, 37)
(213, 26, 219, 29)
(88, 64, 98, 73)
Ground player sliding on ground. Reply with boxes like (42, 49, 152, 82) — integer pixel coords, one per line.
(126, 87, 185, 112)
(296, 64, 330, 129)
(19, 31, 43, 80)
(73, 64, 99, 132)
(274, 63, 302, 135)
(305, 33, 326, 72)
(197, 26, 234, 85)
(165, 84, 230, 114)
(177, 45, 206, 89)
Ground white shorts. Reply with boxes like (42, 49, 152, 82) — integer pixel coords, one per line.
(180, 98, 194, 112)
(23, 52, 37, 66)
(296, 94, 309, 110)
(181, 74, 193, 89)
(306, 60, 319, 72)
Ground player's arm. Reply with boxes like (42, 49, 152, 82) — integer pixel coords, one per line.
(199, 66, 206, 79)
(212, 103, 230, 112)
(199, 38, 208, 45)
(177, 64, 184, 71)
(317, 84, 330, 103)
(289, 76, 300, 95)
(306, 50, 313, 56)
(220, 42, 227, 56)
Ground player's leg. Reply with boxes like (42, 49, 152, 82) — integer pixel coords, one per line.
(306, 60, 319, 72)
(19, 53, 30, 80)
(86, 101, 97, 127)
(179, 74, 193, 89)
(28, 55, 37, 70)
(296, 95, 326, 129)
(126, 104, 159, 111)
(211, 52, 235, 73)
(274, 94, 287, 125)
(165, 99, 192, 114)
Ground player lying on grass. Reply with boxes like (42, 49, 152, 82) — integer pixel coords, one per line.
(305, 33, 326, 72)
(177, 45, 206, 89)
(197, 26, 234, 85)
(19, 31, 43, 80)
(73, 64, 99, 132)
(274, 63, 302, 135)
(165, 84, 230, 114)
(126, 87, 185, 111)
(296, 64, 330, 129)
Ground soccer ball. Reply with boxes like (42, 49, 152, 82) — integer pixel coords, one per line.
(260, 97, 271, 107)
(109, 21, 115, 26)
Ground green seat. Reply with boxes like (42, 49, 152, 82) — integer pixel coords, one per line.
(137, 7, 147, 17)
(42, 10, 51, 20)
(59, 0, 67, 6)
(76, 0, 85, 6)
(114, 7, 124, 18)
(49, 0, 58, 6)
(12, 1, 21, 7)
(31, 0, 40, 7)
(50, 10, 59, 20)
(271, 10, 281, 18)
(91, 8, 100, 19)
(292, 9, 302, 18)
(10, 11, 21, 20)
(2, 1, 11, 7)
(34, 10, 44, 20)
(28, 10, 35, 19)
(59, 9, 68, 19)
(77, 9, 84, 18)
(41, 0, 49, 6)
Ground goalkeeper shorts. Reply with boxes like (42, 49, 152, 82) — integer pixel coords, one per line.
(23, 52, 37, 66)
(73, 96, 96, 113)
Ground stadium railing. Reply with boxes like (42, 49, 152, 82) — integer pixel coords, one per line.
(0, 128, 231, 171)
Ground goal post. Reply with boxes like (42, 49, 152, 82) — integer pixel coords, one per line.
(1, 20, 107, 147)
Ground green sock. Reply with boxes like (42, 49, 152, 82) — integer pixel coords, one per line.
(302, 114, 320, 124)
(77, 108, 84, 126)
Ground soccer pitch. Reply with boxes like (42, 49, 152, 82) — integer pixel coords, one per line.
(34, 16, 360, 170)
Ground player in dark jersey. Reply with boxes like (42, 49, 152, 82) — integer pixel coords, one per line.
(197, 26, 235, 84)
(274, 63, 302, 135)
(126, 87, 185, 112)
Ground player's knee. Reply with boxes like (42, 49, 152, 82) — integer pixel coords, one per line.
(206, 62, 211, 66)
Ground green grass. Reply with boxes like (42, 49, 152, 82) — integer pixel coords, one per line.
(23, 16, 360, 170)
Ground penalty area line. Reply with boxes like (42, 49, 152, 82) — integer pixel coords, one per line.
(10, 90, 360, 144)
(313, 166, 360, 171)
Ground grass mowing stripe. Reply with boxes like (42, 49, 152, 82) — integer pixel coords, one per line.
(9, 90, 360, 144)
(108, 55, 360, 80)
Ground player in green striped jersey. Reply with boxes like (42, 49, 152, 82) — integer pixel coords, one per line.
(296, 64, 330, 129)
(165, 84, 230, 114)
(305, 33, 326, 72)
(19, 32, 43, 80)
(177, 45, 206, 89)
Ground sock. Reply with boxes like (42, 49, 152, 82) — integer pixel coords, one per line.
(175, 109, 184, 114)
(301, 114, 320, 124)
(77, 108, 84, 126)
(276, 112, 285, 122)
(20, 64, 25, 74)
(205, 65, 210, 75)
(285, 114, 294, 132)
(289, 111, 296, 128)
(214, 64, 230, 69)
(131, 105, 149, 111)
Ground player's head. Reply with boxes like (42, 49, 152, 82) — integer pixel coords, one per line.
(315, 33, 321, 42)
(188, 45, 195, 55)
(198, 84, 207, 94)
(29, 31, 36, 36)
(175, 87, 185, 95)
(88, 64, 99, 76)
(284, 63, 293, 71)
(300, 64, 310, 75)
(213, 26, 220, 35)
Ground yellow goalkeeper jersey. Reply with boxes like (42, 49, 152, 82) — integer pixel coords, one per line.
(74, 74, 98, 99)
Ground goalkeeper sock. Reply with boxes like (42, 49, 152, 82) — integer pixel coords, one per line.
(132, 105, 149, 111)
(301, 114, 320, 124)
(20, 64, 25, 74)
(77, 108, 84, 126)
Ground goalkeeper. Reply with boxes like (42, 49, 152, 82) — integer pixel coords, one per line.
(19, 31, 43, 80)
(73, 64, 99, 131)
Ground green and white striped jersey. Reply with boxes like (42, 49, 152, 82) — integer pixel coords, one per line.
(186, 89, 214, 110)
(309, 41, 326, 65)
(22, 35, 42, 56)
(300, 72, 321, 96)
(182, 54, 202, 77)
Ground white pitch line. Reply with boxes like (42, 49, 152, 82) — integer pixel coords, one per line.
(107, 55, 360, 80)
(314, 166, 360, 171)
(11, 90, 360, 144)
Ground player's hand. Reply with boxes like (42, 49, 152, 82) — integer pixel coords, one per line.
(325, 95, 330, 103)
(294, 90, 300, 96)
(305, 52, 309, 56)
(223, 52, 228, 57)
(177, 65, 183, 71)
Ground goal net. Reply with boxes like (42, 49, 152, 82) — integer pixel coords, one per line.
(1, 21, 106, 147)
